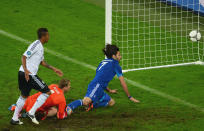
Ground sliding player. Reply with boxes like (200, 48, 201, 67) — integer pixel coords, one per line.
(9, 79, 70, 122)
(66, 44, 139, 115)
(10, 28, 63, 125)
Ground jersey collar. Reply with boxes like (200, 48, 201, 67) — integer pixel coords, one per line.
(57, 86, 63, 93)
(109, 58, 119, 63)
(37, 40, 43, 46)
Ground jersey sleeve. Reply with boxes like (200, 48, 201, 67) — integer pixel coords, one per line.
(57, 100, 67, 119)
(23, 43, 39, 58)
(114, 63, 123, 78)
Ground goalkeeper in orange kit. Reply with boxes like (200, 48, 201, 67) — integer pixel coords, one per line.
(9, 79, 71, 121)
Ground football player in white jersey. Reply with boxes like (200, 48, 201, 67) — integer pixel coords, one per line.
(10, 28, 63, 125)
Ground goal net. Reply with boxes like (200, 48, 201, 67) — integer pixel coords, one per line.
(106, 0, 204, 72)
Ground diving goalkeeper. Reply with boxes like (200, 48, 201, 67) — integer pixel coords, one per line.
(9, 79, 70, 122)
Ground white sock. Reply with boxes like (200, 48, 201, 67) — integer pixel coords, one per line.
(12, 96, 26, 121)
(28, 93, 49, 115)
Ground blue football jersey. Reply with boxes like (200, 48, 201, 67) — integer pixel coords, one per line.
(89, 58, 123, 89)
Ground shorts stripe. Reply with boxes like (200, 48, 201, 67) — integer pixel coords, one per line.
(31, 75, 45, 89)
(79, 99, 82, 105)
(89, 83, 100, 98)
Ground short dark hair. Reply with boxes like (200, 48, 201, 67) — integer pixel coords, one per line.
(37, 28, 48, 39)
(103, 44, 119, 58)
(59, 79, 70, 89)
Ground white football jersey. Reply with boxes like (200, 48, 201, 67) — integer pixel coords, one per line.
(19, 40, 44, 75)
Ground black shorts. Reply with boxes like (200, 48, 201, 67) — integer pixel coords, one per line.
(18, 71, 50, 97)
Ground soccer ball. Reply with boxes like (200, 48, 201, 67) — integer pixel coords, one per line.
(189, 30, 201, 42)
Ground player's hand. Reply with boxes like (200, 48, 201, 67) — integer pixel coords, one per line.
(53, 68, 63, 77)
(25, 69, 31, 82)
(129, 97, 140, 103)
(109, 89, 117, 94)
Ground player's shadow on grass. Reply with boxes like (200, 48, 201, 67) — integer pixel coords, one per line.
(4, 106, 202, 130)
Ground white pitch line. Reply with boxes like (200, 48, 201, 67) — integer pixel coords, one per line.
(125, 78, 204, 112)
(1, 29, 204, 112)
(0, 29, 96, 70)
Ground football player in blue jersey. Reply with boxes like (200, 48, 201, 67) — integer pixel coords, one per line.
(66, 44, 140, 114)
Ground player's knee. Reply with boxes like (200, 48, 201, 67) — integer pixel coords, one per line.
(21, 95, 28, 99)
(46, 92, 51, 95)
(46, 91, 52, 95)
(108, 99, 115, 107)
(82, 97, 92, 106)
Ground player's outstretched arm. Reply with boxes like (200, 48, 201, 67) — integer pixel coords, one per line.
(119, 76, 140, 103)
(40, 60, 63, 77)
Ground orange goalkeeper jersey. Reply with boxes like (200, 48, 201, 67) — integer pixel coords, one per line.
(23, 84, 67, 119)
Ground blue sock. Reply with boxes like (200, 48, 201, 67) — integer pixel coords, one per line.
(68, 99, 83, 110)
(93, 101, 109, 108)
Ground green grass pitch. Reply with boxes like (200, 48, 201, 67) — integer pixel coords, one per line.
(1, 0, 204, 130)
